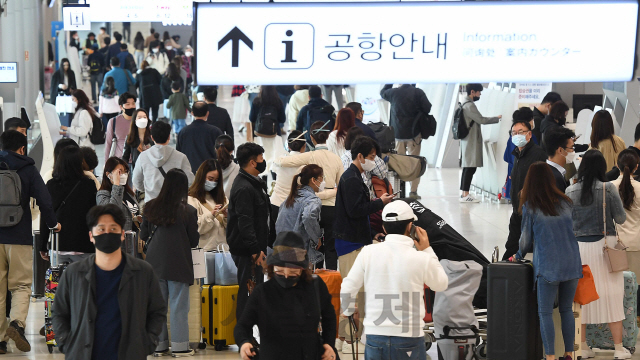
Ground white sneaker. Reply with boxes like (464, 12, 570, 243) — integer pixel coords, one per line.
(614, 347, 632, 359)
(459, 195, 480, 203)
(342, 341, 365, 354)
(335, 338, 344, 352)
(582, 346, 596, 359)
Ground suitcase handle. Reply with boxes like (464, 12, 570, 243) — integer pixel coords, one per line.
(440, 325, 479, 340)
(49, 232, 59, 268)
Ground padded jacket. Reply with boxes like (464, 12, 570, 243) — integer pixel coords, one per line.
(510, 141, 547, 210)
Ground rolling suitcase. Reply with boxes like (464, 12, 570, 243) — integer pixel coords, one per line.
(314, 269, 342, 338)
(487, 262, 544, 360)
(167, 281, 206, 350)
(387, 171, 405, 199)
(553, 302, 581, 358)
(585, 271, 638, 354)
(202, 284, 238, 350)
(31, 231, 49, 298)
(44, 232, 69, 354)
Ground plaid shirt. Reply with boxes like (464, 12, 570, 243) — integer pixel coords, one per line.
(231, 85, 245, 97)
(341, 150, 388, 199)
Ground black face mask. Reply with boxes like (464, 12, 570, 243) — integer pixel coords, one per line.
(473, 96, 480, 102)
(255, 160, 267, 174)
(93, 233, 122, 254)
(123, 107, 135, 117)
(274, 274, 300, 288)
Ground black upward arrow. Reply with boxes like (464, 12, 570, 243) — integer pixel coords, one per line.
(218, 27, 253, 68)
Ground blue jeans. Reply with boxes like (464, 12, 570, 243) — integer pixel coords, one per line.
(89, 73, 103, 102)
(537, 277, 579, 355)
(365, 335, 426, 360)
(157, 280, 190, 352)
(172, 119, 186, 135)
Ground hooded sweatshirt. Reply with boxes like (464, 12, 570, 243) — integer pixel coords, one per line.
(132, 144, 194, 201)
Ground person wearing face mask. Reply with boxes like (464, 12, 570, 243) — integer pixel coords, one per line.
(141, 169, 199, 357)
(275, 121, 344, 270)
(51, 204, 167, 360)
(104, 93, 137, 163)
(215, 135, 239, 199)
(227, 142, 276, 321)
(122, 109, 155, 173)
(532, 92, 563, 142)
(187, 159, 228, 251)
(234, 231, 338, 360)
(459, 83, 502, 203)
(270, 131, 307, 217)
(275, 164, 326, 265)
(146, 40, 169, 75)
(181, 46, 194, 91)
(163, 39, 177, 62)
(49, 58, 77, 105)
(98, 27, 109, 49)
(503, 107, 539, 201)
(502, 119, 548, 261)
(135, 61, 163, 122)
(333, 136, 394, 348)
(97, 157, 140, 234)
(545, 127, 577, 193)
(59, 90, 97, 149)
(69, 31, 81, 52)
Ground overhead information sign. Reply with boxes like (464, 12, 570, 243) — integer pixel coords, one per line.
(63, 4, 91, 31)
(0, 63, 18, 83)
(195, 1, 638, 85)
(87, 0, 193, 25)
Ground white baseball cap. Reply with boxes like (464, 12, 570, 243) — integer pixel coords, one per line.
(382, 201, 418, 222)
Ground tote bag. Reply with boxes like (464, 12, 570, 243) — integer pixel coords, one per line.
(192, 248, 206, 279)
(574, 265, 599, 305)
(214, 244, 238, 285)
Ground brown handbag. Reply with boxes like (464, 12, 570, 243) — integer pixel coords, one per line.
(574, 265, 599, 305)
(601, 183, 629, 272)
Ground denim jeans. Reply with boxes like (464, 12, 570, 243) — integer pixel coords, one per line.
(537, 277, 579, 355)
(172, 119, 186, 135)
(365, 335, 426, 360)
(89, 73, 103, 102)
(156, 279, 190, 352)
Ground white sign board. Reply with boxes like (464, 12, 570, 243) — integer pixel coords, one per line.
(0, 63, 17, 83)
(63, 5, 91, 31)
(196, 1, 638, 85)
(514, 83, 553, 109)
(86, 0, 192, 25)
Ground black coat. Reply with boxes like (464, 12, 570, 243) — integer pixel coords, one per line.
(234, 278, 337, 360)
(141, 204, 199, 284)
(549, 162, 569, 193)
(606, 146, 640, 181)
(380, 84, 432, 140)
(136, 68, 163, 108)
(161, 76, 184, 100)
(333, 164, 384, 245)
(40, 177, 97, 253)
(226, 169, 276, 257)
(249, 99, 286, 136)
(539, 115, 589, 152)
(0, 151, 57, 245)
(532, 107, 546, 143)
(176, 120, 223, 174)
(49, 69, 77, 105)
(122, 136, 155, 171)
(51, 253, 167, 360)
(510, 141, 548, 210)
(206, 103, 234, 136)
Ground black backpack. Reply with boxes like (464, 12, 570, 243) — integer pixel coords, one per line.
(254, 105, 278, 138)
(0, 162, 23, 227)
(89, 56, 101, 75)
(89, 112, 106, 145)
(368, 122, 395, 153)
(452, 101, 473, 140)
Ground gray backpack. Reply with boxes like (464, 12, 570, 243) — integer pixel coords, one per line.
(0, 162, 23, 227)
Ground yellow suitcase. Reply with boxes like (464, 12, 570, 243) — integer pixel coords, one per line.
(553, 302, 581, 358)
(167, 282, 205, 350)
(202, 284, 238, 351)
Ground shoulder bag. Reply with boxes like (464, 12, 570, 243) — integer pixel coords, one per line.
(602, 182, 629, 272)
(574, 265, 599, 305)
(413, 88, 436, 140)
(142, 224, 158, 255)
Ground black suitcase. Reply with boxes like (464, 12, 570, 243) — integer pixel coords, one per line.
(487, 262, 543, 360)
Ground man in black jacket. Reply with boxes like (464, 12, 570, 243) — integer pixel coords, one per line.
(0, 131, 60, 354)
(532, 91, 562, 142)
(503, 120, 547, 260)
(52, 204, 166, 360)
(333, 136, 393, 346)
(606, 123, 640, 181)
(227, 142, 275, 320)
(380, 84, 432, 199)
(296, 85, 335, 146)
(203, 87, 233, 136)
(176, 101, 223, 174)
(544, 127, 576, 193)
(345, 102, 377, 141)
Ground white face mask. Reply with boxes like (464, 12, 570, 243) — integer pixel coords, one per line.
(165, 45, 173, 50)
(185, 51, 192, 57)
(109, 173, 128, 185)
(361, 159, 376, 172)
(314, 178, 326, 192)
(563, 150, 576, 163)
(136, 118, 148, 129)
(152, 48, 159, 53)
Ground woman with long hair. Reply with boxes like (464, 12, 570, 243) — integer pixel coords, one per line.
(133, 31, 145, 67)
(40, 146, 97, 263)
(249, 85, 286, 171)
(216, 135, 240, 199)
(275, 164, 325, 265)
(60, 89, 97, 149)
(590, 110, 626, 171)
(97, 157, 140, 232)
(99, 76, 120, 130)
(49, 58, 77, 105)
(511, 162, 581, 360)
(187, 159, 228, 251)
(161, 63, 184, 100)
(327, 108, 356, 158)
(122, 109, 154, 172)
(135, 60, 163, 121)
(611, 149, 640, 326)
(141, 168, 199, 357)
(565, 150, 628, 358)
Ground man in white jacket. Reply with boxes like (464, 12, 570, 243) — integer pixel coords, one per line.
(340, 200, 448, 359)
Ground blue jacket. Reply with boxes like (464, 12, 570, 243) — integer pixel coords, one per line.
(565, 180, 626, 238)
(0, 151, 57, 245)
(516, 201, 582, 283)
(275, 186, 324, 264)
(101, 67, 135, 95)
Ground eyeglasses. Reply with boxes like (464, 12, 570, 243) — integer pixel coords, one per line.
(510, 130, 530, 137)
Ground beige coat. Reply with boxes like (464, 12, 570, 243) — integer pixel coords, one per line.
(187, 194, 227, 251)
(460, 96, 500, 168)
(611, 176, 640, 251)
(590, 135, 626, 172)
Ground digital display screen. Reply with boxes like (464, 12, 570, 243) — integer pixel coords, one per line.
(63, 4, 91, 31)
(87, 0, 193, 25)
(196, 0, 638, 84)
(0, 63, 18, 83)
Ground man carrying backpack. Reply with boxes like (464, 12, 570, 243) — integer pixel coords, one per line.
(458, 84, 502, 203)
(380, 84, 432, 200)
(0, 131, 60, 354)
(296, 85, 335, 147)
(87, 48, 104, 104)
